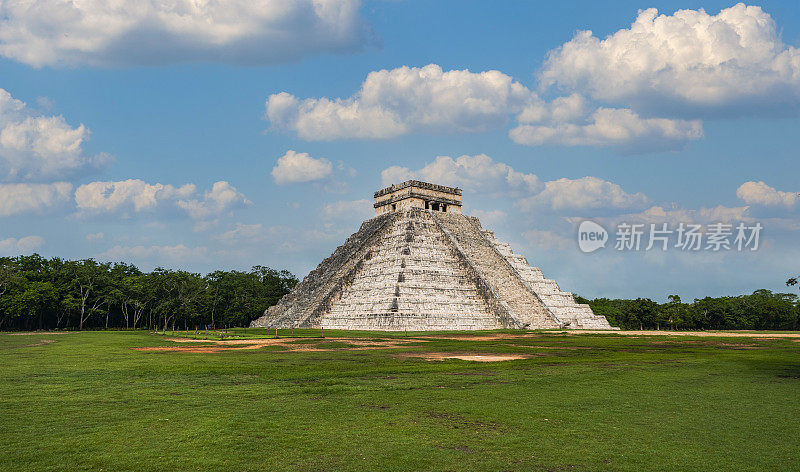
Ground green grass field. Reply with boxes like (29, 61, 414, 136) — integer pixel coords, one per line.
(1, 329, 799, 471)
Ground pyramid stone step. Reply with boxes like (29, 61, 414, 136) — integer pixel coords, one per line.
(431, 212, 559, 329)
(481, 228, 614, 330)
(251, 180, 614, 331)
(319, 209, 505, 330)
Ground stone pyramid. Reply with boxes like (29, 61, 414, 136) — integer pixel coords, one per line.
(251, 180, 613, 331)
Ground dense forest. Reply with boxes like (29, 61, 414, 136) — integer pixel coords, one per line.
(577, 290, 800, 331)
(1, 254, 798, 331)
(0, 254, 297, 331)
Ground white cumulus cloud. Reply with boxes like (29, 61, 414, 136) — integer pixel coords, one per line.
(271, 150, 333, 184)
(175, 181, 252, 220)
(382, 155, 648, 213)
(75, 179, 249, 222)
(266, 64, 704, 153)
(0, 235, 44, 255)
(0, 0, 369, 67)
(266, 64, 534, 140)
(0, 89, 108, 181)
(737, 181, 798, 207)
(382, 154, 542, 195)
(510, 94, 703, 152)
(0, 182, 72, 217)
(517, 176, 649, 212)
(596, 205, 753, 227)
(539, 4, 800, 116)
(74, 179, 196, 214)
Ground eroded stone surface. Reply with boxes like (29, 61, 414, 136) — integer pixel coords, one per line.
(250, 181, 613, 331)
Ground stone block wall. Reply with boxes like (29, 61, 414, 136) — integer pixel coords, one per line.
(479, 229, 614, 329)
(251, 207, 614, 331)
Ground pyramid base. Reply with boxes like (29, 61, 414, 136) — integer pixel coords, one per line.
(319, 312, 505, 331)
(251, 208, 615, 331)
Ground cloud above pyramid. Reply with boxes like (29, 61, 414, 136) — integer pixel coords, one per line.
(265, 64, 702, 152)
(0, 88, 109, 181)
(0, 0, 370, 67)
(539, 3, 800, 117)
(382, 154, 649, 212)
(264, 4, 800, 152)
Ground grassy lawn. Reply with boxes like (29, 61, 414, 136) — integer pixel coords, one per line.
(1, 329, 798, 471)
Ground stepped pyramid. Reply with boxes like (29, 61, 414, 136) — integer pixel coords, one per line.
(251, 180, 613, 331)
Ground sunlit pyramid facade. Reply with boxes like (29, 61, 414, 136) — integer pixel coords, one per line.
(251, 180, 613, 331)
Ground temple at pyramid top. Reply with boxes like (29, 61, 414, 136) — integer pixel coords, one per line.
(252, 180, 614, 331)
(374, 180, 462, 215)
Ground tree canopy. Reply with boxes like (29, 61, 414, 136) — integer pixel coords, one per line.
(1, 253, 797, 331)
(577, 290, 799, 331)
(0, 254, 297, 331)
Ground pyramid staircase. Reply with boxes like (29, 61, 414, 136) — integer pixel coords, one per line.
(251, 208, 613, 330)
(477, 227, 613, 329)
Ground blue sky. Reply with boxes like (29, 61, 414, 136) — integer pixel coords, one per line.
(1, 1, 799, 301)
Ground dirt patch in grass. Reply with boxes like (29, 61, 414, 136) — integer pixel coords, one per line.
(132, 330, 791, 354)
(417, 333, 542, 342)
(314, 341, 359, 349)
(133, 345, 255, 353)
(133, 336, 418, 353)
(287, 338, 325, 344)
(399, 352, 533, 362)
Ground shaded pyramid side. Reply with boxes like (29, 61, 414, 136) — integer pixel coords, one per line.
(251, 207, 613, 331)
(430, 211, 561, 329)
(250, 211, 396, 328)
(479, 229, 614, 329)
(322, 209, 506, 330)
(251, 209, 528, 330)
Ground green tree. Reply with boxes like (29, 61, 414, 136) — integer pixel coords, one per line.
(662, 295, 687, 330)
(8, 281, 59, 330)
(62, 259, 112, 330)
(0, 257, 24, 329)
(151, 269, 204, 331)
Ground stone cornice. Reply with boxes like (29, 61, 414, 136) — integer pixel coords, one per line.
(373, 190, 463, 208)
(374, 180, 462, 198)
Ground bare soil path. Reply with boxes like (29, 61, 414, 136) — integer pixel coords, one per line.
(133, 336, 419, 353)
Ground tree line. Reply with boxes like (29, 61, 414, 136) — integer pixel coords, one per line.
(577, 289, 800, 331)
(0, 254, 298, 331)
(1, 253, 798, 332)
